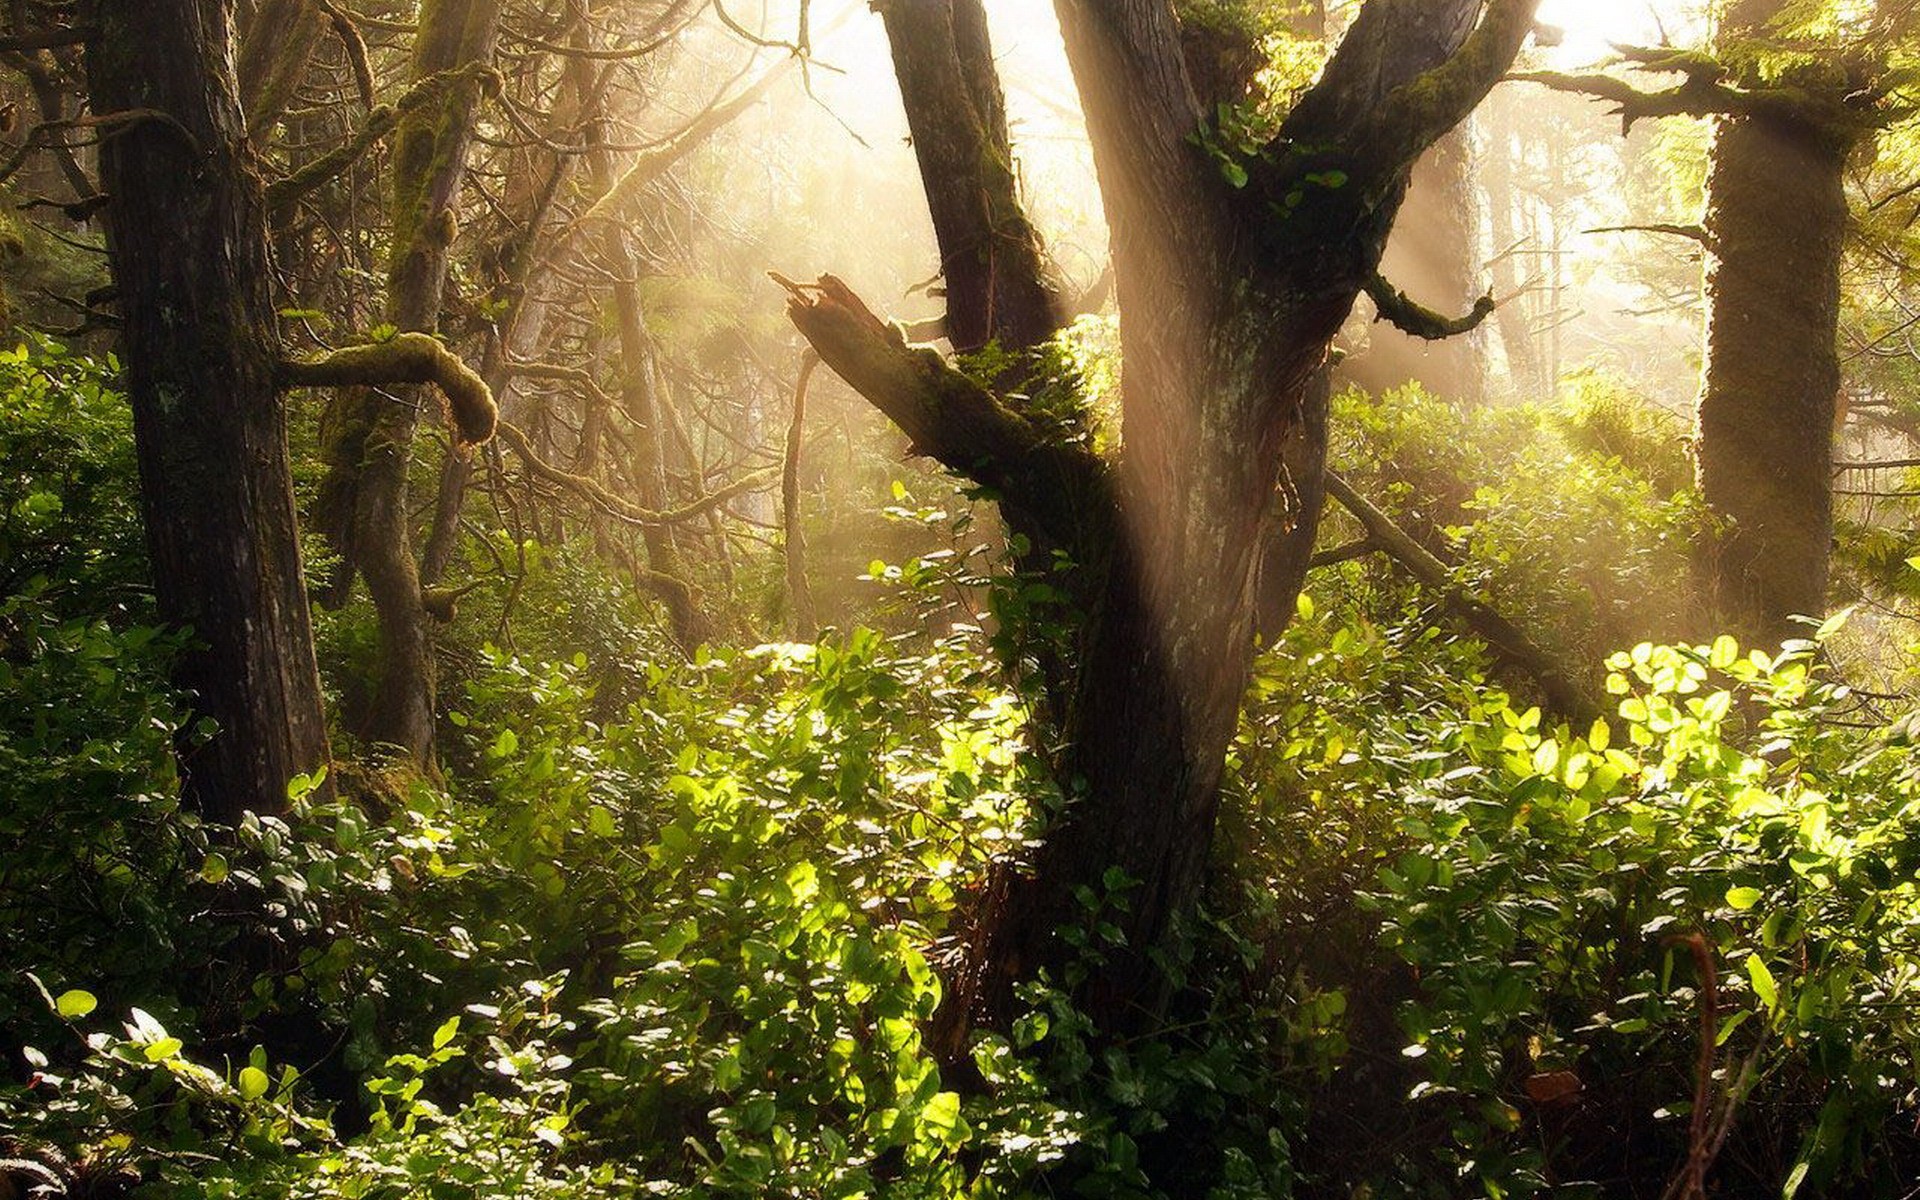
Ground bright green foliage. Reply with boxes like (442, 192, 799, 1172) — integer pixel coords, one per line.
(0, 342, 202, 1058)
(1228, 591, 1920, 1195)
(1362, 631, 1920, 1194)
(1331, 379, 1705, 673)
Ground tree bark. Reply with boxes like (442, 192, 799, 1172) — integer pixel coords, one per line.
(88, 0, 331, 822)
(1694, 0, 1849, 645)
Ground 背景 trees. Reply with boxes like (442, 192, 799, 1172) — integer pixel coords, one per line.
(1521, 0, 1902, 644)
(786, 0, 1544, 1039)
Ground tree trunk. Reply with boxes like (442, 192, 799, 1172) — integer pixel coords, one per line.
(314, 0, 502, 764)
(236, 0, 323, 138)
(1482, 99, 1546, 398)
(584, 123, 708, 650)
(793, 0, 1541, 1041)
(88, 0, 331, 822)
(1694, 0, 1849, 645)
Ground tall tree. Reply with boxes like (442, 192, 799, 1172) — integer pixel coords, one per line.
(786, 0, 1539, 1038)
(1694, 0, 1848, 643)
(1520, 1, 1891, 644)
(87, 0, 332, 822)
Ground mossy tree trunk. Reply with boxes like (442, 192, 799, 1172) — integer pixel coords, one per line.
(1695, 0, 1850, 645)
(315, 0, 502, 764)
(791, 0, 1540, 1040)
(87, 0, 331, 821)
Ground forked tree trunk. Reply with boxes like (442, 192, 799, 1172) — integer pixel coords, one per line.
(792, 0, 1540, 1040)
(89, 0, 331, 821)
(1695, 0, 1849, 645)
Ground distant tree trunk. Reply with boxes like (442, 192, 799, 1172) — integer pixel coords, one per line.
(791, 0, 1539, 1040)
(1695, 0, 1849, 644)
(236, 0, 323, 137)
(314, 0, 502, 764)
(1482, 99, 1546, 397)
(584, 122, 708, 650)
(88, 0, 331, 821)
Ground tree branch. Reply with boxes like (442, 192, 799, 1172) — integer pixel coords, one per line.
(1585, 222, 1710, 246)
(1509, 63, 1849, 135)
(493, 419, 775, 528)
(0, 25, 94, 53)
(264, 62, 499, 219)
(278, 332, 497, 447)
(1365, 273, 1496, 340)
(1325, 470, 1598, 721)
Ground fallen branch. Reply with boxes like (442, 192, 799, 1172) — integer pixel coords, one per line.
(1325, 470, 1599, 722)
(278, 332, 497, 447)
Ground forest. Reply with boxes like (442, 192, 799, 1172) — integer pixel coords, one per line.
(6, 0, 1920, 1195)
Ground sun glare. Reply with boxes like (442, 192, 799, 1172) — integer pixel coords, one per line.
(1534, 0, 1696, 66)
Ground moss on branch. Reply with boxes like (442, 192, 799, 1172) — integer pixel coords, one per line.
(1365, 274, 1495, 341)
(278, 332, 497, 447)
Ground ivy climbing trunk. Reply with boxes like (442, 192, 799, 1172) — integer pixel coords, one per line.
(315, 0, 502, 764)
(88, 0, 331, 821)
(790, 0, 1540, 1041)
(1695, 0, 1849, 645)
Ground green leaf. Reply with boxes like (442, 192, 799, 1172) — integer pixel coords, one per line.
(587, 806, 616, 838)
(144, 1037, 183, 1062)
(199, 852, 230, 884)
(1726, 886, 1762, 911)
(432, 1016, 460, 1050)
(920, 1090, 965, 1144)
(54, 989, 96, 1020)
(1783, 1160, 1810, 1199)
(238, 1065, 270, 1100)
(1747, 954, 1778, 1015)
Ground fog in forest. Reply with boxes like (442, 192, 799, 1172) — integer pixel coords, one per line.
(11, 1, 1920, 1196)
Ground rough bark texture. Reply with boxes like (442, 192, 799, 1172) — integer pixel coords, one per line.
(313, 0, 502, 763)
(88, 0, 331, 822)
(794, 0, 1541, 1042)
(1695, 0, 1848, 645)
